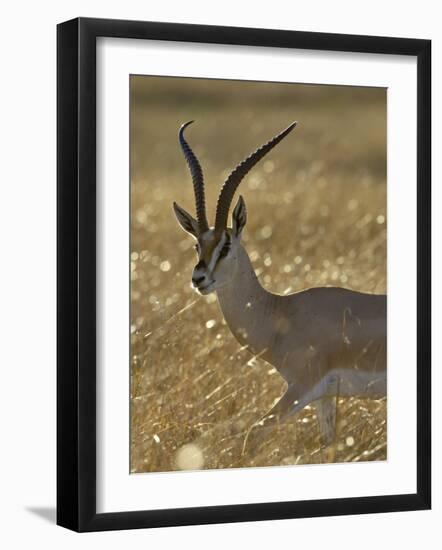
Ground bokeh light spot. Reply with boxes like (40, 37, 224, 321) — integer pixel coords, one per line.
(176, 444, 204, 470)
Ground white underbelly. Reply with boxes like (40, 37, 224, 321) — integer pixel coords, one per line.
(329, 367, 386, 398)
(298, 368, 387, 409)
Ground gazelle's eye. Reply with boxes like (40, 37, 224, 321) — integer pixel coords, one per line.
(219, 244, 230, 259)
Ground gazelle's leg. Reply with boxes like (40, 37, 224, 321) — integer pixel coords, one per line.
(241, 384, 301, 454)
(315, 374, 340, 447)
(255, 383, 301, 429)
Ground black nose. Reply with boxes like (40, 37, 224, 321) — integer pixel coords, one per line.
(192, 275, 205, 286)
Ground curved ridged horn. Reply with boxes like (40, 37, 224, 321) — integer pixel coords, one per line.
(214, 122, 297, 236)
(179, 121, 209, 233)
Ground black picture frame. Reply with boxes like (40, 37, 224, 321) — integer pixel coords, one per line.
(57, 17, 431, 532)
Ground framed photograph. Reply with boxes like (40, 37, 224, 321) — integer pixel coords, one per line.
(57, 17, 431, 532)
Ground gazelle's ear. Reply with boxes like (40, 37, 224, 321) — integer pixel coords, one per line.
(232, 195, 247, 238)
(173, 202, 199, 238)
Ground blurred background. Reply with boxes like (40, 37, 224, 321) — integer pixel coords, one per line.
(130, 76, 386, 474)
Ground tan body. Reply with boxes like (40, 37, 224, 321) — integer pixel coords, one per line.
(216, 244, 386, 440)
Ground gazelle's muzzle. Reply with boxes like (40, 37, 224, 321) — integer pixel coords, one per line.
(191, 260, 215, 293)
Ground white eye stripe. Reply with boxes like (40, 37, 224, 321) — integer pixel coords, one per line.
(209, 233, 230, 270)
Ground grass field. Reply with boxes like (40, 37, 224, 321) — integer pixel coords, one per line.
(130, 76, 387, 473)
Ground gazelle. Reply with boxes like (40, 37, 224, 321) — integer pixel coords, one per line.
(173, 120, 386, 445)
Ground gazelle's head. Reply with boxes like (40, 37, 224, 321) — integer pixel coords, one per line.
(173, 120, 297, 295)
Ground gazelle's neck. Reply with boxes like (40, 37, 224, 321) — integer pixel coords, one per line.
(216, 245, 276, 356)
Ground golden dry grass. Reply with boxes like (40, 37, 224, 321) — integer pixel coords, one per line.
(130, 76, 387, 473)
